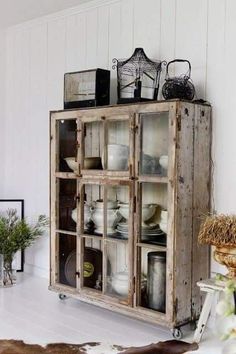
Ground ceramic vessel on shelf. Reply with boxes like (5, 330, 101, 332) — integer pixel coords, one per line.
(84, 157, 101, 169)
(142, 153, 159, 174)
(159, 210, 168, 233)
(91, 199, 120, 234)
(102, 144, 129, 171)
(92, 199, 118, 209)
(71, 203, 91, 226)
(118, 202, 130, 221)
(142, 204, 157, 223)
(64, 157, 78, 173)
(159, 155, 168, 170)
(112, 271, 129, 297)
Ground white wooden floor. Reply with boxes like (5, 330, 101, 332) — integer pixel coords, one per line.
(0, 273, 224, 353)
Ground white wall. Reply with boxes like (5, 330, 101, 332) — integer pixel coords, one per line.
(1, 0, 235, 277)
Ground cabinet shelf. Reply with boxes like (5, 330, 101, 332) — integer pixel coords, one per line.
(50, 101, 211, 331)
(55, 229, 77, 236)
(136, 242, 167, 251)
(55, 172, 78, 179)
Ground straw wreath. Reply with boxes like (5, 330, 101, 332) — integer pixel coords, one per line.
(198, 214, 236, 247)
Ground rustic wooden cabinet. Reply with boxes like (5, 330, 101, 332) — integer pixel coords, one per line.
(49, 100, 211, 337)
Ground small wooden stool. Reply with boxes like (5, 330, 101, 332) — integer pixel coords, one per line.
(193, 278, 225, 343)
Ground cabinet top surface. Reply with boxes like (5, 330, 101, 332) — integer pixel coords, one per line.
(50, 99, 211, 115)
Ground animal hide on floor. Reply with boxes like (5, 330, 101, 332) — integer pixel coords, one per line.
(0, 339, 198, 354)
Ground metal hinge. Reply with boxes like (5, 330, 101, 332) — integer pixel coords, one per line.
(133, 196, 136, 213)
(176, 114, 181, 131)
(174, 298, 178, 316)
(133, 276, 136, 290)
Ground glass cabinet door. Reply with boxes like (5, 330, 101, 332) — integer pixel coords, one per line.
(56, 119, 78, 173)
(135, 181, 168, 315)
(57, 233, 78, 288)
(138, 112, 169, 177)
(56, 178, 77, 232)
(80, 115, 134, 176)
(78, 181, 133, 305)
(103, 183, 133, 305)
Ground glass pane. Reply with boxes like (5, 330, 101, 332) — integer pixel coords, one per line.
(140, 112, 169, 176)
(104, 241, 129, 301)
(58, 179, 77, 232)
(106, 120, 129, 171)
(83, 184, 103, 236)
(58, 233, 77, 288)
(139, 182, 167, 246)
(138, 247, 166, 313)
(64, 71, 96, 103)
(83, 121, 103, 170)
(82, 241, 103, 291)
(106, 185, 130, 240)
(57, 119, 77, 173)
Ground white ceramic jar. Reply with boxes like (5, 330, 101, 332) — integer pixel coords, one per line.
(102, 144, 129, 171)
(91, 200, 120, 234)
(71, 204, 91, 226)
(112, 271, 129, 297)
(159, 155, 168, 170)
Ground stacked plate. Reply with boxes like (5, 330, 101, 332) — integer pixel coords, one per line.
(115, 222, 166, 245)
(115, 223, 129, 239)
(141, 225, 166, 246)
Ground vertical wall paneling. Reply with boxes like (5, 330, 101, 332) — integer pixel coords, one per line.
(159, 0, 176, 99)
(86, 8, 98, 68)
(120, 0, 134, 57)
(216, 0, 236, 213)
(133, 0, 161, 58)
(109, 1, 122, 104)
(65, 13, 86, 72)
(175, 0, 208, 99)
(2, 0, 232, 276)
(97, 5, 109, 68)
(47, 18, 66, 110)
(0, 30, 6, 194)
(206, 0, 226, 275)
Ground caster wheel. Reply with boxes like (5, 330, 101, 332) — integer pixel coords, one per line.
(58, 293, 67, 300)
(171, 327, 183, 340)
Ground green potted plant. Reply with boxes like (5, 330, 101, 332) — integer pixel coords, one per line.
(0, 209, 48, 286)
(215, 275, 236, 354)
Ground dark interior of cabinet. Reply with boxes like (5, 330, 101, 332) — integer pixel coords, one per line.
(58, 119, 77, 171)
(58, 179, 76, 232)
(58, 233, 77, 287)
(82, 240, 103, 291)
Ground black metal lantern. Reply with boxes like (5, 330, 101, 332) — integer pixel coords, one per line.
(113, 48, 163, 104)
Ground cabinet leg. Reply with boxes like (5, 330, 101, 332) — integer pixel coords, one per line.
(193, 291, 215, 343)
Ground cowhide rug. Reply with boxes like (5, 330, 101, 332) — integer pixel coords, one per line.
(0, 340, 198, 354)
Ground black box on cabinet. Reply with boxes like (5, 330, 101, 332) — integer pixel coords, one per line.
(64, 68, 110, 109)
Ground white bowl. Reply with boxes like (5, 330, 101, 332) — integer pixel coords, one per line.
(64, 157, 78, 173)
(159, 155, 168, 170)
(71, 204, 91, 225)
(161, 210, 168, 221)
(142, 204, 157, 222)
(112, 271, 129, 297)
(118, 202, 130, 221)
(160, 220, 167, 233)
(92, 199, 118, 209)
(102, 144, 129, 171)
(91, 207, 120, 234)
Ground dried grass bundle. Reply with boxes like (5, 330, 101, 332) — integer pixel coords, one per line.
(198, 214, 236, 247)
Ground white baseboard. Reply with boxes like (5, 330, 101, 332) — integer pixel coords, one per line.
(24, 263, 49, 279)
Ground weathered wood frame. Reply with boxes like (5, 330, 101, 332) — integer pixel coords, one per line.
(49, 100, 211, 330)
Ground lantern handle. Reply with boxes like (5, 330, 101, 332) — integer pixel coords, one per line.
(112, 58, 118, 70)
(165, 59, 191, 80)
